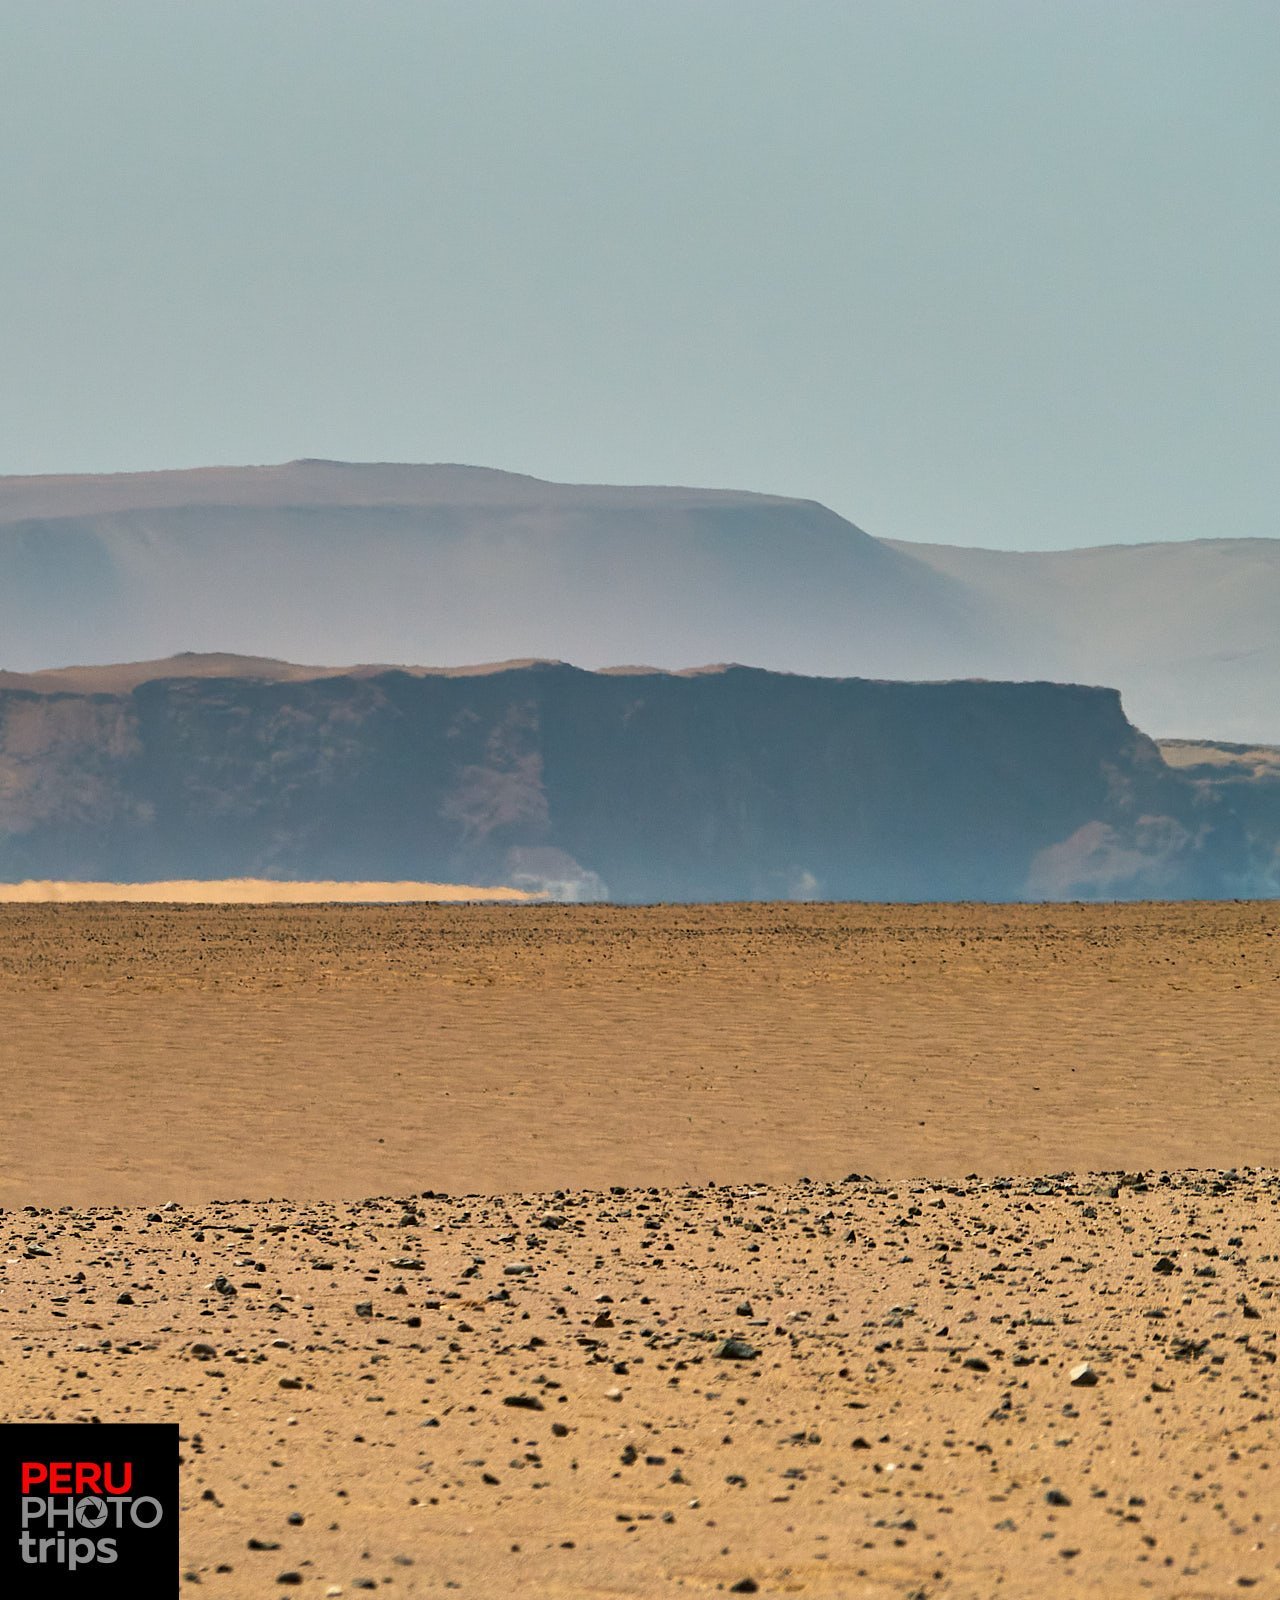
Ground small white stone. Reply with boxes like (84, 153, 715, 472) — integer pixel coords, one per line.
(1069, 1361, 1098, 1387)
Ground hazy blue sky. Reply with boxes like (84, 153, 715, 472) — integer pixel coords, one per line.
(1, 1, 1276, 549)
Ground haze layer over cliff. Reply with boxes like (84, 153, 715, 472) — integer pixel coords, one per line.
(2, 460, 1275, 739)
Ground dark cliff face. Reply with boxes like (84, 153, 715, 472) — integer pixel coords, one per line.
(0, 664, 1250, 900)
(1157, 742, 1280, 897)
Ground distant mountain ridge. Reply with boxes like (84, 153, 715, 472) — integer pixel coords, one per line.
(3, 460, 1276, 740)
(0, 657, 1269, 901)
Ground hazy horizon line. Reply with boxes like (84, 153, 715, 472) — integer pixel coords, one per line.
(0, 456, 1271, 557)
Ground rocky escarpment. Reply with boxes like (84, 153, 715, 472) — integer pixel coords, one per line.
(0, 660, 1251, 900)
(1158, 740, 1280, 896)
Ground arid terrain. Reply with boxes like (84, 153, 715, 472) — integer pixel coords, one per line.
(2, 902, 1279, 1596)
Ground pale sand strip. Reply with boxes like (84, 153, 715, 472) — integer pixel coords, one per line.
(0, 877, 532, 903)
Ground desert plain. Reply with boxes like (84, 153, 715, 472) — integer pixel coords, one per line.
(2, 901, 1279, 1597)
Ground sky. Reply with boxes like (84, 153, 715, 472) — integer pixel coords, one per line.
(1, 0, 1276, 550)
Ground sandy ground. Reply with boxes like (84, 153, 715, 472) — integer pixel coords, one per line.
(0, 903, 1276, 1206)
(2, 902, 1279, 1597)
